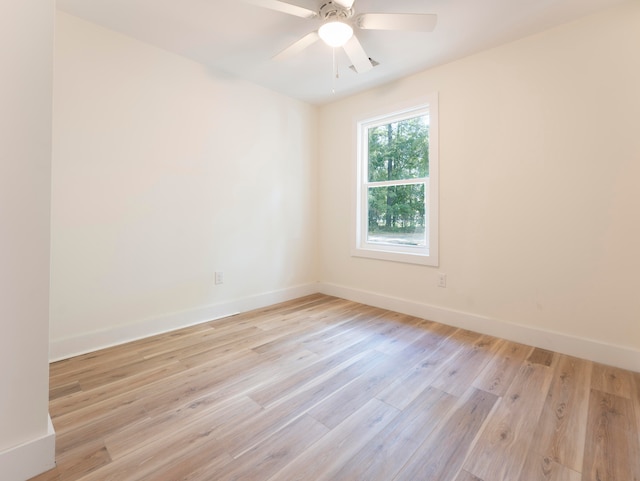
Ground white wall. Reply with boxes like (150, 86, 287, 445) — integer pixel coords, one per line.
(0, 1, 56, 479)
(318, 2, 640, 370)
(51, 12, 318, 359)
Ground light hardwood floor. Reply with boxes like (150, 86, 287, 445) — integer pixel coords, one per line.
(32, 294, 640, 481)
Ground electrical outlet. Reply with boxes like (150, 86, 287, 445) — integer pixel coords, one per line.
(214, 271, 224, 285)
(438, 273, 447, 288)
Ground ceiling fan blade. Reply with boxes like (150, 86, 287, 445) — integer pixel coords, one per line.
(333, 0, 355, 8)
(342, 35, 373, 74)
(356, 13, 438, 32)
(245, 0, 317, 19)
(273, 31, 320, 61)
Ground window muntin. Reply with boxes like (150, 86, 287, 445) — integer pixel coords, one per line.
(354, 96, 438, 266)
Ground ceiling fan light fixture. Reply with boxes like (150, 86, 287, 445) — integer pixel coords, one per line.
(318, 20, 353, 47)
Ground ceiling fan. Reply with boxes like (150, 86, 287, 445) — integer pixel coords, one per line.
(246, 0, 437, 73)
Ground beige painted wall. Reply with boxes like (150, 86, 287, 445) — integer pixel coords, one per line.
(51, 13, 318, 358)
(318, 2, 640, 358)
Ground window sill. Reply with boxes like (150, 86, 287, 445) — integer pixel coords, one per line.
(351, 246, 438, 267)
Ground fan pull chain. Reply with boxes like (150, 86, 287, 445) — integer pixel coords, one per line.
(332, 47, 340, 94)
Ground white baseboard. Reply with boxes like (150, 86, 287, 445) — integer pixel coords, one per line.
(49, 280, 639, 372)
(318, 282, 640, 372)
(0, 415, 56, 481)
(50, 283, 318, 362)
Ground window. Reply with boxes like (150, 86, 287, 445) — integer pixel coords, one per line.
(353, 94, 438, 266)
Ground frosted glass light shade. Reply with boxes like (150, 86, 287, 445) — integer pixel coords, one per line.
(318, 21, 353, 47)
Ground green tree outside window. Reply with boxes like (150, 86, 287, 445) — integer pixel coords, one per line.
(366, 115, 429, 246)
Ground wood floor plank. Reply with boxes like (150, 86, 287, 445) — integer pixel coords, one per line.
(54, 401, 148, 457)
(529, 355, 592, 472)
(528, 347, 556, 367)
(103, 395, 261, 460)
(472, 340, 532, 396)
(368, 311, 426, 355)
(77, 428, 231, 481)
(134, 324, 225, 361)
(454, 470, 485, 481)
(49, 360, 186, 419)
(429, 335, 502, 397)
(463, 361, 555, 481)
(401, 319, 457, 354)
(49, 347, 144, 387)
(174, 326, 270, 369)
(306, 329, 453, 429)
(331, 387, 457, 481)
(168, 453, 234, 481)
(29, 440, 111, 481)
(582, 389, 640, 481)
(52, 347, 255, 436)
(298, 307, 388, 356)
(393, 387, 499, 481)
(140, 349, 264, 415)
(49, 381, 82, 401)
(306, 354, 405, 429)
(139, 452, 234, 481)
(250, 303, 358, 355)
(376, 329, 476, 409)
(175, 348, 320, 412)
(591, 363, 634, 399)
(248, 335, 383, 408)
(76, 398, 263, 481)
(266, 398, 400, 481)
(519, 452, 581, 481)
(213, 414, 330, 481)
(226, 349, 385, 459)
(33, 295, 640, 481)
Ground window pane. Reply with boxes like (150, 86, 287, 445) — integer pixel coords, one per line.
(367, 184, 426, 246)
(367, 114, 429, 182)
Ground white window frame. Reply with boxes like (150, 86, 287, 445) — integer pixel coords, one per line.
(353, 94, 439, 266)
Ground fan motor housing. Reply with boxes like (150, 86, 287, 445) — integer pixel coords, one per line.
(319, 1, 353, 21)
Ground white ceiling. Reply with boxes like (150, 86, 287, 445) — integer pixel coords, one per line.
(56, 0, 629, 105)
